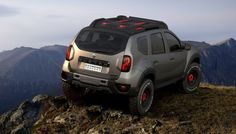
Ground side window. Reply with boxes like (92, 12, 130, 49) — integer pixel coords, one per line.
(164, 32, 181, 52)
(137, 36, 148, 55)
(150, 33, 165, 54)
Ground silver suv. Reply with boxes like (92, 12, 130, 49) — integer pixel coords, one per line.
(61, 16, 201, 115)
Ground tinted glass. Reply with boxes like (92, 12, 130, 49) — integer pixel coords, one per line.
(164, 32, 181, 52)
(151, 33, 165, 54)
(75, 30, 128, 55)
(137, 36, 148, 55)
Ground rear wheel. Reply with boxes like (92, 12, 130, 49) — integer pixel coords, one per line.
(129, 79, 154, 115)
(62, 82, 86, 102)
(178, 63, 201, 93)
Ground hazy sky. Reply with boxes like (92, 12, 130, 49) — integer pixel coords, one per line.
(0, 0, 236, 51)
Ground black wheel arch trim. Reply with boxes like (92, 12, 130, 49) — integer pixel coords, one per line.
(185, 53, 200, 74)
(130, 68, 155, 96)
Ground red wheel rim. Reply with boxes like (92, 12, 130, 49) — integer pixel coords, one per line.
(141, 90, 149, 103)
(188, 74, 194, 82)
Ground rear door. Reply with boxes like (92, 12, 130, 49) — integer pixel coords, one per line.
(69, 29, 128, 80)
(149, 32, 170, 83)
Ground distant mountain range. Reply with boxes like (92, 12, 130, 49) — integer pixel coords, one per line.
(200, 38, 236, 86)
(0, 38, 235, 113)
(0, 45, 67, 113)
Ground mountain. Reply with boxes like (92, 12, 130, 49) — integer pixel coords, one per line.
(1, 84, 236, 133)
(184, 40, 211, 50)
(200, 38, 236, 86)
(0, 45, 67, 113)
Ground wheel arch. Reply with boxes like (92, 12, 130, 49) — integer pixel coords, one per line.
(184, 53, 200, 73)
(138, 68, 156, 87)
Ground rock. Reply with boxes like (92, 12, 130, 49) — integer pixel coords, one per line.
(32, 95, 49, 103)
(0, 111, 12, 126)
(18, 101, 31, 110)
(121, 125, 135, 134)
(86, 105, 103, 121)
(152, 120, 163, 134)
(10, 123, 29, 134)
(51, 96, 68, 109)
(109, 110, 122, 118)
(132, 116, 140, 123)
(10, 109, 24, 124)
(179, 120, 192, 126)
(54, 115, 66, 124)
(87, 128, 99, 134)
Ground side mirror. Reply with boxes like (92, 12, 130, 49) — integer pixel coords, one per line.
(181, 43, 191, 50)
(185, 43, 191, 50)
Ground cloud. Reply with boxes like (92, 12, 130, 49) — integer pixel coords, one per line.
(0, 4, 19, 17)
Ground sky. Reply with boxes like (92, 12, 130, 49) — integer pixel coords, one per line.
(0, 0, 236, 51)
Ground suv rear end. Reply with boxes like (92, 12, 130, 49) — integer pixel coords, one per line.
(61, 26, 135, 94)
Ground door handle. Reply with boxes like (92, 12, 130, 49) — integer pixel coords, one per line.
(153, 60, 159, 65)
(170, 57, 175, 61)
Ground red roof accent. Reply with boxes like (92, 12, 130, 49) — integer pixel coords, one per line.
(118, 25, 128, 29)
(134, 22, 145, 25)
(135, 27, 144, 31)
(101, 21, 110, 25)
(118, 20, 129, 23)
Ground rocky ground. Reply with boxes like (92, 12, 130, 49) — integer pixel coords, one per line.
(1, 85, 236, 134)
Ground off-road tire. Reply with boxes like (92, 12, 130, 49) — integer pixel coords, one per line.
(178, 63, 201, 93)
(129, 79, 154, 115)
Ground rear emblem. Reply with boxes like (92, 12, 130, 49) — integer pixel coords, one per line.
(92, 53, 96, 58)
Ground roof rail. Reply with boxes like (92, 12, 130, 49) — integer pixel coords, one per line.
(129, 16, 168, 29)
(89, 18, 105, 27)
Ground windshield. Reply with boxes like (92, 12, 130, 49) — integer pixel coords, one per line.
(75, 30, 128, 55)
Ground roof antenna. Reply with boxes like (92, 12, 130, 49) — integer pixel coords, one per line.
(117, 15, 128, 19)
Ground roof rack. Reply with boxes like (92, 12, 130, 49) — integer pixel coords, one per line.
(89, 15, 168, 35)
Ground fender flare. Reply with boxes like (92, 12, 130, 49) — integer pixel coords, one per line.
(130, 68, 155, 96)
(184, 53, 200, 73)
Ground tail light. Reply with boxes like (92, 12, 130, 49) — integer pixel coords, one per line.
(121, 55, 131, 72)
(66, 45, 74, 61)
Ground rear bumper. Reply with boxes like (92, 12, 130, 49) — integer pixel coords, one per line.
(61, 71, 138, 96)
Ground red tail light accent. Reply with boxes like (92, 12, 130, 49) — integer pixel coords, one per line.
(134, 22, 145, 25)
(118, 25, 128, 29)
(135, 27, 144, 31)
(121, 55, 131, 72)
(66, 45, 74, 61)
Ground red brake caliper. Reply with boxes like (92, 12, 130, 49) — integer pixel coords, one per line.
(188, 74, 194, 82)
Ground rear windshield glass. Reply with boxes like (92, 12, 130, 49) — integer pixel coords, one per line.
(75, 30, 128, 55)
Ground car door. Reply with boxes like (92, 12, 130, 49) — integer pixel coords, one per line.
(149, 32, 171, 84)
(163, 31, 187, 80)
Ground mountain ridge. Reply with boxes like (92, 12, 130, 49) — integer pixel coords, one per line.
(0, 45, 67, 113)
(200, 38, 236, 86)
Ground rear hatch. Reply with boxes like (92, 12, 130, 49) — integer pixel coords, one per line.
(69, 29, 129, 80)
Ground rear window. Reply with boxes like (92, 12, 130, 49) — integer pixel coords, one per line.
(75, 30, 128, 55)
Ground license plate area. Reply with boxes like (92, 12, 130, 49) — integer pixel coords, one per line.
(84, 63, 102, 72)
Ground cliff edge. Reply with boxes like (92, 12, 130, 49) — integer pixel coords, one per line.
(1, 85, 236, 134)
